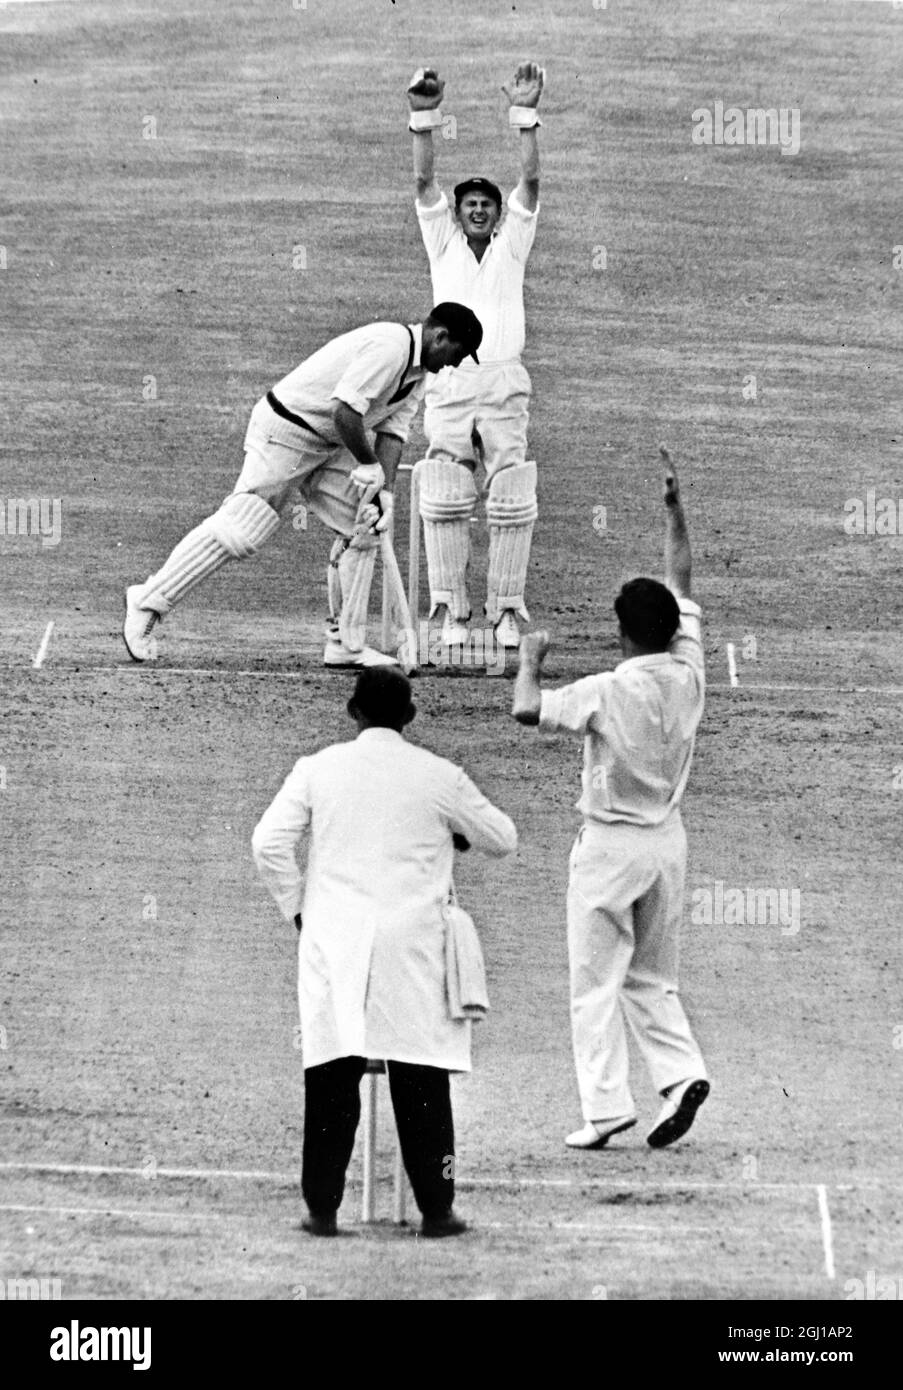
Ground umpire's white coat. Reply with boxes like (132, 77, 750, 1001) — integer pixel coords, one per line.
(252, 728, 517, 1072)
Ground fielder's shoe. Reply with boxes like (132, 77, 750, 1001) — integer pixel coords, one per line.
(565, 1116, 637, 1150)
(420, 1210, 468, 1239)
(123, 586, 160, 662)
(323, 636, 399, 668)
(440, 607, 470, 649)
(493, 610, 521, 649)
(646, 1078, 710, 1149)
(301, 1212, 338, 1237)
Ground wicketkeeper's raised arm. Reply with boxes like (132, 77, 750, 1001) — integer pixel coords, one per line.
(408, 66, 444, 208)
(662, 447, 692, 600)
(503, 61, 543, 212)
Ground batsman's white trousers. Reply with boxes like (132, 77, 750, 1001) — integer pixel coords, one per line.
(423, 360, 530, 477)
(235, 396, 362, 536)
(567, 816, 707, 1122)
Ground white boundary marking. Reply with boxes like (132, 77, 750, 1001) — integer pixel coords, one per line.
(726, 642, 739, 687)
(0, 1159, 895, 1193)
(32, 621, 54, 668)
(817, 1183, 836, 1279)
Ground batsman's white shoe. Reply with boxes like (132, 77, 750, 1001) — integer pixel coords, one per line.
(493, 610, 521, 649)
(323, 636, 398, 668)
(646, 1078, 710, 1149)
(440, 608, 470, 649)
(123, 586, 160, 662)
(565, 1116, 637, 1150)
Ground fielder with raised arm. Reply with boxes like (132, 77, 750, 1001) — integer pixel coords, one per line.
(407, 61, 543, 654)
(512, 451, 711, 1151)
(123, 303, 481, 668)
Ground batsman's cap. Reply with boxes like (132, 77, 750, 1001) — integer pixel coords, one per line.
(429, 301, 483, 363)
(348, 667, 415, 728)
(454, 176, 503, 210)
(614, 577, 681, 652)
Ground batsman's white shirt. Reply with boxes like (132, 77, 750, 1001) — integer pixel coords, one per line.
(252, 728, 516, 1071)
(416, 191, 538, 363)
(539, 599, 705, 826)
(269, 322, 427, 445)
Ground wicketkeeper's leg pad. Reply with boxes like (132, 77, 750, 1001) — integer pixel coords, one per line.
(416, 457, 477, 620)
(138, 491, 280, 614)
(328, 532, 380, 654)
(485, 460, 538, 623)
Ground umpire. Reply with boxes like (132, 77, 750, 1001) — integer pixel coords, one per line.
(252, 668, 517, 1237)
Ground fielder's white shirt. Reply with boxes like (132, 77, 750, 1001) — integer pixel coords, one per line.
(252, 728, 517, 1070)
(539, 599, 705, 828)
(269, 322, 426, 444)
(416, 190, 538, 363)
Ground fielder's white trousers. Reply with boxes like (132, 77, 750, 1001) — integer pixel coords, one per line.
(423, 360, 530, 478)
(567, 816, 707, 1122)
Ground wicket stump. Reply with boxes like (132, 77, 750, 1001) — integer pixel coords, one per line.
(361, 1058, 408, 1224)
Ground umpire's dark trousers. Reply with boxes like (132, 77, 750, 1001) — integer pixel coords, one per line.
(302, 1056, 455, 1220)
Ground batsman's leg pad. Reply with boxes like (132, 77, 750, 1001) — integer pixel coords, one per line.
(331, 532, 379, 654)
(485, 460, 538, 623)
(416, 457, 477, 620)
(326, 536, 344, 630)
(209, 491, 282, 558)
(138, 491, 280, 614)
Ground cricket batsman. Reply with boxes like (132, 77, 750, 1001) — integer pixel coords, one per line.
(122, 304, 481, 667)
(512, 450, 711, 1150)
(406, 61, 543, 654)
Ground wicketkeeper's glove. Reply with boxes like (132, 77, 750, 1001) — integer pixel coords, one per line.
(503, 60, 545, 128)
(408, 66, 445, 132)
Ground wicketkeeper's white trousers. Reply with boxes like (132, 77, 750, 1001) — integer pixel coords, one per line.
(423, 360, 530, 476)
(567, 816, 707, 1122)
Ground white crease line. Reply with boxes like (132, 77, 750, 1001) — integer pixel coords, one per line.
(0, 1202, 222, 1223)
(0, 1161, 295, 1182)
(0, 1161, 896, 1192)
(32, 621, 54, 669)
(726, 642, 739, 688)
(0, 1206, 769, 1239)
(27, 668, 903, 695)
(480, 1220, 720, 1234)
(817, 1183, 836, 1280)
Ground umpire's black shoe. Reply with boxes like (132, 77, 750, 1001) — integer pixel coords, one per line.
(420, 1211, 468, 1239)
(302, 1212, 338, 1237)
(646, 1078, 710, 1149)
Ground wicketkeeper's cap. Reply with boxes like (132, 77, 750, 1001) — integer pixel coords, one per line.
(428, 301, 483, 363)
(348, 668, 416, 729)
(454, 176, 503, 210)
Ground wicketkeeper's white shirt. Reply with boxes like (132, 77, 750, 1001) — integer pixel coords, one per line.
(269, 322, 426, 444)
(539, 599, 705, 827)
(416, 190, 538, 364)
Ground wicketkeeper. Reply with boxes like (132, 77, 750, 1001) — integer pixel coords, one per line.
(406, 61, 543, 655)
(123, 304, 482, 667)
